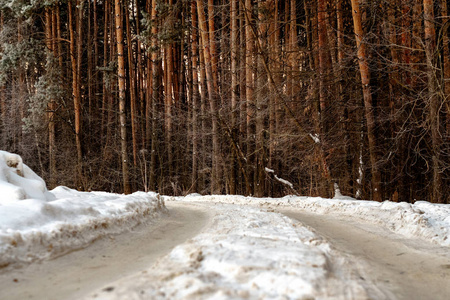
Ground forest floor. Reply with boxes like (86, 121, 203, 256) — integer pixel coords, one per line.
(2, 198, 449, 300)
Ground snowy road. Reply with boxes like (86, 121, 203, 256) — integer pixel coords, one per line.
(282, 210, 450, 300)
(1, 200, 449, 299)
(0, 202, 210, 300)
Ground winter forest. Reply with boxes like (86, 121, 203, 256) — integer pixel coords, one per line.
(0, 0, 448, 203)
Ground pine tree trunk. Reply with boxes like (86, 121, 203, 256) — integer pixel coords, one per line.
(87, 1, 93, 129)
(317, 0, 332, 197)
(197, 25, 208, 192)
(424, 0, 443, 202)
(254, 1, 268, 197)
(336, 0, 352, 194)
(268, 0, 278, 188)
(207, 0, 219, 94)
(125, 4, 138, 167)
(441, 0, 450, 137)
(149, 0, 160, 191)
(350, 0, 383, 201)
(191, 1, 200, 193)
(165, 44, 174, 178)
(56, 6, 63, 69)
(197, 0, 220, 194)
(289, 0, 298, 103)
(115, 0, 131, 194)
(230, 0, 238, 194)
(45, 8, 57, 189)
(68, 1, 83, 187)
(244, 0, 255, 195)
(93, 0, 98, 104)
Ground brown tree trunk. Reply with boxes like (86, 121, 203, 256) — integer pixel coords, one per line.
(244, 0, 255, 195)
(441, 0, 450, 137)
(350, 0, 383, 201)
(424, 0, 443, 202)
(230, 0, 238, 195)
(93, 0, 98, 103)
(255, 1, 268, 197)
(191, 1, 200, 192)
(115, 0, 131, 194)
(126, 3, 138, 167)
(198, 30, 208, 192)
(56, 6, 63, 68)
(45, 8, 57, 189)
(268, 0, 278, 186)
(197, 0, 220, 194)
(336, 0, 352, 194)
(207, 0, 219, 94)
(149, 0, 160, 191)
(165, 45, 174, 178)
(289, 0, 298, 103)
(317, 0, 333, 197)
(68, 1, 83, 187)
(87, 1, 93, 128)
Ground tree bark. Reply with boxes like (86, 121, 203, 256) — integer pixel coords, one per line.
(191, 1, 200, 193)
(423, 0, 443, 202)
(45, 8, 56, 189)
(68, 1, 83, 187)
(230, 0, 238, 195)
(114, 0, 131, 194)
(165, 44, 174, 178)
(207, 0, 219, 94)
(255, 1, 268, 197)
(245, 0, 255, 195)
(197, 0, 220, 194)
(149, 0, 160, 191)
(126, 2, 138, 167)
(350, 0, 383, 201)
(441, 0, 450, 137)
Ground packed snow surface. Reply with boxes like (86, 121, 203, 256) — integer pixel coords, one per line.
(89, 201, 374, 299)
(186, 194, 450, 247)
(0, 151, 166, 268)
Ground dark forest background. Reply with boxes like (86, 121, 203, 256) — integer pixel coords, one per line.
(0, 0, 448, 203)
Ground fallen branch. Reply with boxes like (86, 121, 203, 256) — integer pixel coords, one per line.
(265, 168, 299, 196)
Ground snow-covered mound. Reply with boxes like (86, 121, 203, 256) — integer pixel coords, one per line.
(88, 202, 377, 299)
(0, 151, 166, 268)
(180, 195, 450, 247)
(0, 150, 54, 202)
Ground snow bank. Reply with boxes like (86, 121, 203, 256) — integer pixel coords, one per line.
(0, 151, 166, 268)
(88, 202, 375, 300)
(182, 195, 450, 247)
(0, 187, 165, 268)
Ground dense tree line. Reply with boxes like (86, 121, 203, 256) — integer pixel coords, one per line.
(0, 0, 448, 203)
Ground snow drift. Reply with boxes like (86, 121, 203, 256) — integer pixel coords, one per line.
(0, 151, 166, 268)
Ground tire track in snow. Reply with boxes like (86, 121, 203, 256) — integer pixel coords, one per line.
(0, 202, 210, 300)
(282, 210, 450, 300)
